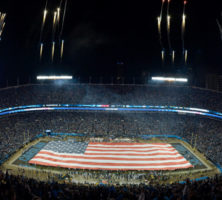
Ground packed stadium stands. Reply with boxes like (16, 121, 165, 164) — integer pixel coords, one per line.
(1, 83, 222, 199)
(1, 170, 222, 199)
(0, 84, 222, 111)
(1, 112, 222, 166)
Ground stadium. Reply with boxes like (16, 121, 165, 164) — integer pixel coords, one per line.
(1, 0, 222, 198)
(1, 83, 222, 198)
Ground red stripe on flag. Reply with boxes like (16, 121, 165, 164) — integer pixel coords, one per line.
(84, 152, 179, 156)
(85, 148, 176, 152)
(29, 160, 193, 171)
(30, 156, 190, 166)
(34, 151, 185, 161)
(89, 142, 170, 146)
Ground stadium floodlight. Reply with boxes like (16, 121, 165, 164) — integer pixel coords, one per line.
(37, 75, 73, 80)
(151, 77, 188, 83)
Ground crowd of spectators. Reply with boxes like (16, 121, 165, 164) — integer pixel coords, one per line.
(1, 111, 222, 166)
(0, 84, 222, 112)
(1, 170, 222, 199)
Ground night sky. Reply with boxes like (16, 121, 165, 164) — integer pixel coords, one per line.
(0, 0, 221, 84)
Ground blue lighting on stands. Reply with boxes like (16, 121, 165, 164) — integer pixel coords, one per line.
(1, 104, 222, 120)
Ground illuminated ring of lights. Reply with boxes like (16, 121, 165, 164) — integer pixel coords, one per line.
(0, 104, 222, 120)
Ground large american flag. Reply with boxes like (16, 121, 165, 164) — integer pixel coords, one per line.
(29, 141, 193, 170)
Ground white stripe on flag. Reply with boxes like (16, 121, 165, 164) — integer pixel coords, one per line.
(29, 158, 193, 169)
(37, 150, 182, 158)
(31, 154, 187, 164)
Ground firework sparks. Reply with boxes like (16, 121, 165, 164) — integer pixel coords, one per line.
(184, 49, 188, 64)
(172, 50, 175, 64)
(59, 0, 67, 43)
(60, 40, 64, 61)
(0, 12, 6, 40)
(53, 11, 57, 27)
(39, 0, 48, 60)
(157, 0, 165, 49)
(57, 7, 61, 24)
(182, 1, 187, 54)
(40, 43, 44, 61)
(161, 50, 165, 65)
(51, 41, 55, 62)
(166, 0, 172, 53)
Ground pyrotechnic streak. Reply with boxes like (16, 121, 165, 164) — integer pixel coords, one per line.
(0, 22, 5, 32)
(43, 9, 48, 25)
(157, 0, 165, 49)
(1, 13, 6, 21)
(167, 15, 172, 52)
(157, 16, 162, 48)
(167, 0, 170, 15)
(59, 0, 67, 43)
(57, 7, 61, 24)
(39, 0, 48, 60)
(172, 50, 175, 64)
(182, 15, 186, 31)
(181, 1, 187, 53)
(40, 43, 44, 61)
(39, 9, 48, 43)
(53, 11, 57, 26)
(157, 17, 161, 37)
(181, 14, 186, 53)
(167, 15, 171, 32)
(184, 49, 188, 64)
(51, 42, 55, 62)
(160, 0, 165, 20)
(52, 11, 58, 44)
(39, 10, 47, 60)
(161, 50, 165, 65)
(58, 0, 64, 27)
(166, 0, 172, 52)
(0, 12, 6, 40)
(60, 40, 64, 61)
(39, 0, 48, 42)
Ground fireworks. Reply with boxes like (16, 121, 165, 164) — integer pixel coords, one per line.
(60, 40, 64, 61)
(166, 0, 172, 53)
(167, 15, 171, 34)
(57, 8, 61, 24)
(157, 17, 161, 37)
(43, 9, 48, 25)
(39, 0, 48, 62)
(40, 43, 44, 61)
(157, 0, 188, 66)
(39, 0, 68, 63)
(172, 50, 175, 64)
(184, 49, 188, 64)
(59, 0, 67, 43)
(157, 0, 166, 49)
(181, 0, 187, 58)
(0, 12, 6, 41)
(161, 50, 165, 65)
(53, 11, 57, 27)
(51, 41, 55, 62)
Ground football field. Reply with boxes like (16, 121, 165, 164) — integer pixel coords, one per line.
(1, 136, 220, 185)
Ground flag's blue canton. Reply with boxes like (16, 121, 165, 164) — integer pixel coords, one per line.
(43, 140, 88, 154)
